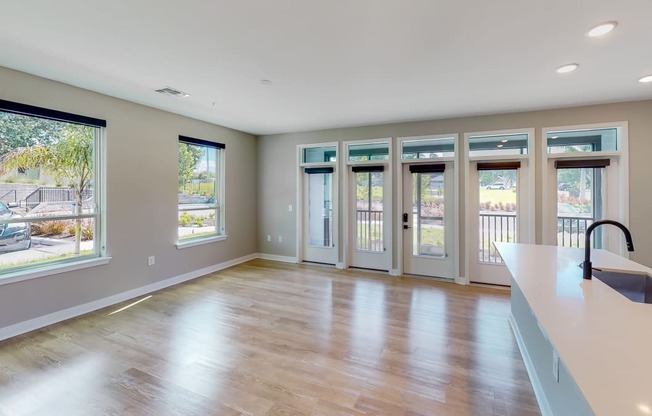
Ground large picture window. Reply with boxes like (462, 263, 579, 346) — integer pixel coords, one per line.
(0, 100, 105, 274)
(178, 136, 225, 243)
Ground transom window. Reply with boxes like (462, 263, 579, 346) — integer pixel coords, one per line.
(177, 136, 225, 242)
(0, 99, 105, 274)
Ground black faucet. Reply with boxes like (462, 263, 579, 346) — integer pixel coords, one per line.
(582, 220, 635, 279)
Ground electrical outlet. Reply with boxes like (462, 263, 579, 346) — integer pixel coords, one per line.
(148, 256, 155, 266)
(278, 236, 283, 243)
(267, 235, 272, 242)
(288, 204, 293, 212)
(552, 348, 560, 382)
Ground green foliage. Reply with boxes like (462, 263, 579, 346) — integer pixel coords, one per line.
(1, 124, 94, 254)
(179, 211, 194, 227)
(0, 112, 64, 157)
(193, 215, 206, 226)
(178, 143, 203, 186)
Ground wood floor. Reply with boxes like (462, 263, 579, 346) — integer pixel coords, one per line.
(0, 260, 540, 416)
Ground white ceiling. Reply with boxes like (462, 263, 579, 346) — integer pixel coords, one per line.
(1, 1, 651, 135)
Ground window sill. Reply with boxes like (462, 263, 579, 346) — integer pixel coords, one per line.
(0, 257, 112, 287)
(176, 235, 228, 249)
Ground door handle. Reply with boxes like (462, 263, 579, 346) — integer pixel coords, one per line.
(403, 224, 411, 229)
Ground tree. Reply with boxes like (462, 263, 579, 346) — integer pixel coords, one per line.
(0, 112, 63, 157)
(178, 143, 203, 186)
(0, 125, 94, 254)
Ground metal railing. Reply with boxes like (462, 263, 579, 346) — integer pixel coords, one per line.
(0, 190, 17, 205)
(24, 187, 93, 211)
(479, 213, 517, 263)
(356, 209, 383, 252)
(558, 216, 594, 248)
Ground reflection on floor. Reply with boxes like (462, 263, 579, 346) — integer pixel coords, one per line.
(0, 259, 540, 415)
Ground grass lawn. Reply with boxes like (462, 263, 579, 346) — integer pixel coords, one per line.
(479, 188, 517, 205)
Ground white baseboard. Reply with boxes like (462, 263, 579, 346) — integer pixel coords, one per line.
(335, 262, 345, 270)
(389, 269, 400, 276)
(255, 253, 297, 263)
(509, 313, 552, 416)
(0, 253, 257, 342)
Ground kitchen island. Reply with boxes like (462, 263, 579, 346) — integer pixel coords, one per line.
(495, 242, 652, 416)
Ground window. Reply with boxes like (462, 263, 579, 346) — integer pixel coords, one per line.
(303, 146, 336, 163)
(348, 142, 389, 161)
(468, 132, 529, 157)
(401, 137, 455, 159)
(178, 136, 225, 243)
(542, 122, 628, 253)
(546, 127, 619, 153)
(0, 99, 105, 274)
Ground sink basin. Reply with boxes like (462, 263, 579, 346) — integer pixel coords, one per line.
(592, 269, 652, 304)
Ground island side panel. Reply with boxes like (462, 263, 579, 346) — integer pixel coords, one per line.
(511, 279, 594, 416)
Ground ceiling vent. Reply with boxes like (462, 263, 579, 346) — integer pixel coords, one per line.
(155, 87, 191, 98)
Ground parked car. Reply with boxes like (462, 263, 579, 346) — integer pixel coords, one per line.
(0, 201, 31, 253)
(486, 182, 506, 190)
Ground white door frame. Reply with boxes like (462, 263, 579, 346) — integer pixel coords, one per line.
(463, 128, 535, 286)
(342, 138, 392, 271)
(296, 142, 339, 265)
(395, 134, 461, 282)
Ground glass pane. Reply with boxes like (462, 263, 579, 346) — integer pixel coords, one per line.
(402, 138, 454, 159)
(355, 171, 383, 251)
(0, 218, 96, 270)
(303, 146, 336, 163)
(178, 144, 217, 208)
(178, 143, 220, 240)
(478, 169, 518, 263)
(468, 133, 528, 157)
(178, 209, 218, 240)
(412, 172, 445, 257)
(557, 168, 600, 248)
(547, 127, 619, 153)
(307, 173, 333, 247)
(0, 111, 100, 273)
(348, 143, 389, 161)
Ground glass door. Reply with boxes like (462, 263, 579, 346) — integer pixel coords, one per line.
(465, 130, 534, 286)
(402, 163, 455, 278)
(302, 168, 337, 264)
(349, 166, 390, 270)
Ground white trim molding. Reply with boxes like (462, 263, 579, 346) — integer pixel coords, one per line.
(0, 253, 257, 342)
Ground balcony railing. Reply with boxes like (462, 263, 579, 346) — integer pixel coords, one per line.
(479, 212, 516, 263)
(558, 216, 594, 248)
(356, 209, 383, 252)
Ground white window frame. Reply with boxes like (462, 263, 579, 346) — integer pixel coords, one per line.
(0, 104, 108, 284)
(541, 122, 629, 255)
(176, 136, 226, 249)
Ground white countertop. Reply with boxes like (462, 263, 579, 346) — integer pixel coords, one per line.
(495, 243, 652, 416)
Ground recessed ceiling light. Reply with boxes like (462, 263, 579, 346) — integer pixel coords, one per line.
(497, 144, 504, 148)
(587, 21, 618, 37)
(260, 79, 272, 85)
(638, 75, 652, 83)
(556, 64, 579, 74)
(501, 139, 508, 143)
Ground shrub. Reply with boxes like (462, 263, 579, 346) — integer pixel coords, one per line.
(194, 215, 206, 226)
(179, 211, 194, 227)
(39, 220, 68, 236)
(81, 222, 93, 241)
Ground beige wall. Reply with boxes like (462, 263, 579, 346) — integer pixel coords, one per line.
(257, 99, 652, 273)
(0, 67, 257, 329)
